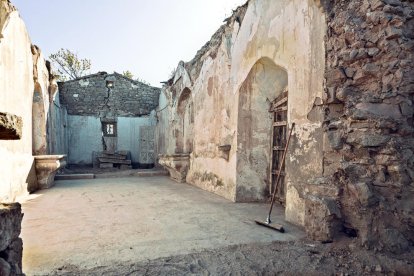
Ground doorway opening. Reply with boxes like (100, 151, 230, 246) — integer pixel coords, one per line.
(236, 58, 288, 202)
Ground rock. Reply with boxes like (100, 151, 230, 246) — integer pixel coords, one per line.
(361, 134, 390, 147)
(326, 68, 347, 86)
(344, 68, 356, 78)
(4, 238, 23, 275)
(0, 258, 11, 276)
(0, 112, 23, 140)
(367, 47, 380, 57)
(385, 26, 403, 39)
(0, 203, 23, 252)
(371, 0, 384, 10)
(327, 130, 343, 150)
(348, 182, 376, 206)
(355, 103, 402, 119)
(400, 102, 413, 117)
(305, 195, 341, 242)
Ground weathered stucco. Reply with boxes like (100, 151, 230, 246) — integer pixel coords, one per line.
(0, 0, 64, 200)
(156, 0, 326, 216)
(0, 1, 37, 201)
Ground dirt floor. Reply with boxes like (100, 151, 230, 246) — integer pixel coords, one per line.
(21, 176, 414, 275)
(21, 176, 302, 275)
(50, 239, 414, 276)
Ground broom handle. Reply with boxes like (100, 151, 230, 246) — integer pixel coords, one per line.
(267, 122, 295, 220)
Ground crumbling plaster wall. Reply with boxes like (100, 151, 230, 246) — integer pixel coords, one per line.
(156, 0, 326, 209)
(0, 0, 56, 201)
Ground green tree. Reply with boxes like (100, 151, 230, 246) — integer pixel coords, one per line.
(122, 70, 151, 86)
(49, 48, 91, 81)
(122, 70, 134, 79)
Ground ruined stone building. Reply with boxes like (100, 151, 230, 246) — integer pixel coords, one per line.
(59, 72, 160, 167)
(0, 0, 413, 273)
(156, 0, 414, 253)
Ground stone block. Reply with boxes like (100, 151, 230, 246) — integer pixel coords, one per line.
(354, 103, 402, 119)
(100, 163, 113, 169)
(347, 182, 376, 207)
(0, 112, 22, 140)
(305, 195, 341, 242)
(3, 238, 23, 275)
(327, 130, 343, 150)
(0, 258, 11, 276)
(360, 134, 390, 147)
(0, 203, 23, 252)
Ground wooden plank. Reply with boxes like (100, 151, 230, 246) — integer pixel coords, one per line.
(272, 170, 286, 176)
(272, 106, 288, 112)
(273, 121, 287, 127)
(273, 97, 288, 108)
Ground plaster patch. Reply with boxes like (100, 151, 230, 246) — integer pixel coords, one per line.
(79, 79, 89, 87)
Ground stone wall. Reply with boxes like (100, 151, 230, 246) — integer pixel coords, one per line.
(305, 0, 414, 253)
(59, 72, 160, 117)
(0, 203, 23, 275)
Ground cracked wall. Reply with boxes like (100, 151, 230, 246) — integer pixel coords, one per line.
(0, 0, 61, 201)
(59, 73, 160, 165)
(156, 0, 326, 212)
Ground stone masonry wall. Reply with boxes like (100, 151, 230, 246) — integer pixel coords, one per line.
(59, 72, 160, 117)
(306, 0, 414, 253)
(0, 203, 23, 275)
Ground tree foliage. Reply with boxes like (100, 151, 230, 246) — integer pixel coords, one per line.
(122, 70, 134, 79)
(49, 48, 91, 81)
(123, 70, 151, 86)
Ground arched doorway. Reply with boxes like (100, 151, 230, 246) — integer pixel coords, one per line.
(32, 82, 47, 155)
(176, 88, 194, 154)
(236, 58, 288, 202)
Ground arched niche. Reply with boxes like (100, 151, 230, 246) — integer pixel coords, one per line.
(175, 87, 194, 153)
(236, 57, 288, 202)
(32, 82, 47, 155)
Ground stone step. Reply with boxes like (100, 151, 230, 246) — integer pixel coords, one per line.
(98, 158, 132, 165)
(102, 150, 128, 156)
(55, 174, 95, 180)
(99, 163, 114, 169)
(98, 153, 126, 160)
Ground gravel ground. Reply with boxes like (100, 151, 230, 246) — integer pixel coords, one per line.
(49, 238, 414, 276)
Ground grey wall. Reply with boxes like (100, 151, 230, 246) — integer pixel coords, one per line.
(48, 93, 68, 155)
(67, 115, 155, 164)
(59, 72, 160, 117)
(67, 115, 102, 164)
(118, 116, 155, 163)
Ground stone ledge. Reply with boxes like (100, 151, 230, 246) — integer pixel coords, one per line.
(0, 112, 22, 140)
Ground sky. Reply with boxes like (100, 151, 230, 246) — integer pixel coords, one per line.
(12, 0, 246, 87)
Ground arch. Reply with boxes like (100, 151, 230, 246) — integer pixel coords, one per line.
(236, 57, 288, 202)
(175, 87, 194, 153)
(177, 87, 191, 116)
(32, 82, 47, 155)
